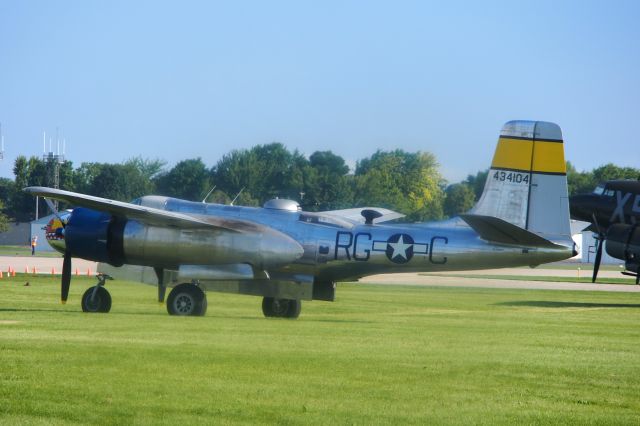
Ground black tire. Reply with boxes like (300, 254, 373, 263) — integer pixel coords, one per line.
(81, 286, 112, 313)
(167, 284, 207, 316)
(262, 297, 301, 319)
(285, 299, 301, 319)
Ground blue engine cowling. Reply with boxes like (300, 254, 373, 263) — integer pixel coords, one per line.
(65, 207, 126, 266)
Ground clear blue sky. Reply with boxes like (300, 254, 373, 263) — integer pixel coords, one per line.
(1, 1, 638, 183)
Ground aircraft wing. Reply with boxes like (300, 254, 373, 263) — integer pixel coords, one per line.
(459, 214, 566, 249)
(24, 186, 261, 233)
(321, 207, 405, 224)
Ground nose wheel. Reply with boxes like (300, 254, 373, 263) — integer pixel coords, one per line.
(81, 274, 113, 313)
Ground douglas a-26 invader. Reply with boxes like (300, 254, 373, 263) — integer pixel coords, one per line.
(26, 120, 576, 319)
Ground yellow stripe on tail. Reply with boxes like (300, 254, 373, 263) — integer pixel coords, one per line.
(491, 136, 565, 175)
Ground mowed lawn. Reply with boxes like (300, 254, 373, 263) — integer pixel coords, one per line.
(1, 276, 639, 424)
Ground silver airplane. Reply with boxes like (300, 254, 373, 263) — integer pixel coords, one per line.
(26, 120, 576, 318)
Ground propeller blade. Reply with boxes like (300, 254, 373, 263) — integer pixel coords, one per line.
(61, 251, 71, 303)
(592, 236, 603, 283)
(44, 198, 67, 227)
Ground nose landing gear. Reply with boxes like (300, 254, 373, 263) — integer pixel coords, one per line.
(81, 274, 113, 313)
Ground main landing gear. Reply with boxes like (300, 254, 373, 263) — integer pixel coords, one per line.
(81, 274, 113, 313)
(166, 283, 208, 316)
(262, 297, 301, 319)
(79, 276, 302, 318)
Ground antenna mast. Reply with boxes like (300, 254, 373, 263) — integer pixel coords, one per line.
(43, 127, 66, 209)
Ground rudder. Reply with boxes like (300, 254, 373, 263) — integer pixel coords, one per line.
(470, 120, 570, 240)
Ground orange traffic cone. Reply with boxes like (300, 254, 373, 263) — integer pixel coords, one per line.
(32, 267, 37, 275)
(51, 267, 56, 275)
(11, 269, 15, 277)
(87, 268, 92, 276)
(24, 266, 28, 274)
(0, 270, 3, 279)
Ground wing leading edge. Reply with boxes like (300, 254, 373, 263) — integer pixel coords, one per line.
(24, 186, 261, 233)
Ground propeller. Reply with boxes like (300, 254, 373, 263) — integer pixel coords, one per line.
(591, 213, 605, 283)
(43, 197, 73, 303)
(61, 251, 71, 303)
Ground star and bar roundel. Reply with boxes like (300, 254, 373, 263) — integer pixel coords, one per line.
(372, 233, 429, 264)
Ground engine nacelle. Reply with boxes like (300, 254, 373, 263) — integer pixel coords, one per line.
(606, 224, 640, 273)
(65, 208, 126, 266)
(58, 208, 303, 270)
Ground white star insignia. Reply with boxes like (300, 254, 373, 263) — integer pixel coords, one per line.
(389, 235, 412, 260)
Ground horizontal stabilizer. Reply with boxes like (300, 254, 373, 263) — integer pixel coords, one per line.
(460, 214, 564, 248)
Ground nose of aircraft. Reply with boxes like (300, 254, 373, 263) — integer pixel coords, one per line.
(569, 194, 599, 222)
(44, 211, 71, 254)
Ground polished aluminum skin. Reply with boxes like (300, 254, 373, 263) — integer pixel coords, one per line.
(25, 120, 576, 309)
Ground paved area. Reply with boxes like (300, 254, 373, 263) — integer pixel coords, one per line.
(360, 272, 640, 293)
(2, 256, 636, 293)
(0, 255, 97, 275)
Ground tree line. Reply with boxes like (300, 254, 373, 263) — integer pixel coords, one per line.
(0, 142, 638, 230)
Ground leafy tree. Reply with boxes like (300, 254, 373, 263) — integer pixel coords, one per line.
(443, 183, 475, 217)
(462, 170, 488, 201)
(10, 156, 42, 221)
(212, 143, 310, 204)
(155, 158, 210, 201)
(231, 190, 260, 207)
(206, 189, 231, 205)
(566, 161, 596, 196)
(86, 163, 153, 201)
(566, 162, 640, 196)
(125, 157, 166, 180)
(0, 179, 13, 232)
(303, 151, 353, 211)
(0, 200, 9, 233)
(592, 163, 640, 183)
(73, 162, 105, 194)
(354, 150, 445, 221)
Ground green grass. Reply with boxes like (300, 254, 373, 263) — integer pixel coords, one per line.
(530, 263, 625, 272)
(0, 245, 61, 258)
(1, 275, 640, 424)
(425, 273, 637, 285)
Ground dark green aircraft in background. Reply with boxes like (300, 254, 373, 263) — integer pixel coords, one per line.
(570, 180, 640, 283)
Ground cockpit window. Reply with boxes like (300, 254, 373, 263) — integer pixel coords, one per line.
(131, 198, 142, 205)
(299, 213, 353, 229)
(604, 189, 615, 197)
(592, 185, 604, 195)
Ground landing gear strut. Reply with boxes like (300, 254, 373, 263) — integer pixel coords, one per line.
(262, 297, 301, 319)
(81, 274, 113, 313)
(166, 283, 208, 316)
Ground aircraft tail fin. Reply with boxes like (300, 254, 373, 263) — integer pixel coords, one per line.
(469, 120, 571, 240)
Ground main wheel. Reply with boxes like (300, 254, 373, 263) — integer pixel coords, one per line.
(81, 286, 112, 313)
(167, 284, 207, 316)
(262, 297, 301, 319)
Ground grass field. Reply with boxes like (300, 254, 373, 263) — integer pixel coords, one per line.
(426, 273, 637, 285)
(1, 275, 640, 424)
(0, 245, 61, 258)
